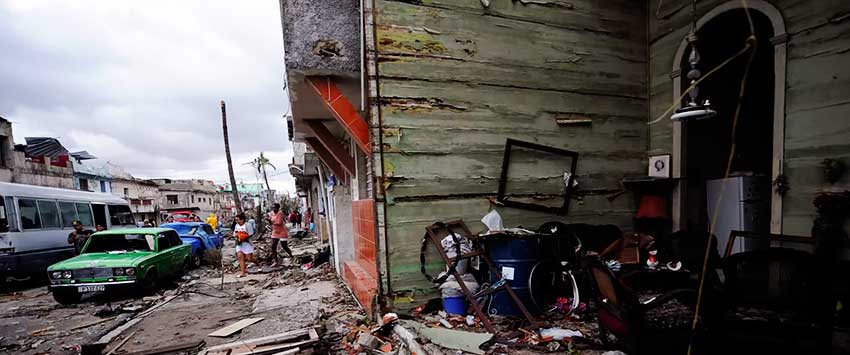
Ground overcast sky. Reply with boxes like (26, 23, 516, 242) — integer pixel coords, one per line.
(0, 1, 294, 193)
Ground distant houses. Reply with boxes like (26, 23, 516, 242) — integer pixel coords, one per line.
(0, 116, 277, 224)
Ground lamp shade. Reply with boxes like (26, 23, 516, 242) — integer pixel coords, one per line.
(636, 195, 668, 219)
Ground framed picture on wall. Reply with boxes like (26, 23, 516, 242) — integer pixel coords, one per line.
(648, 154, 671, 178)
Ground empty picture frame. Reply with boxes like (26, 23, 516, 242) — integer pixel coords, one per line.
(496, 138, 579, 215)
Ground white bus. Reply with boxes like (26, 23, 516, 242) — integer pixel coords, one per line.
(0, 182, 136, 282)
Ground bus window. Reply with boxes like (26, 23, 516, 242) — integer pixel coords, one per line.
(0, 196, 7, 233)
(75, 203, 94, 227)
(108, 204, 135, 226)
(58, 202, 77, 228)
(36, 200, 60, 229)
(4, 197, 17, 232)
(19, 199, 42, 230)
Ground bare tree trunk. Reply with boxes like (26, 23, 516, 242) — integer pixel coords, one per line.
(262, 166, 272, 192)
(221, 100, 243, 214)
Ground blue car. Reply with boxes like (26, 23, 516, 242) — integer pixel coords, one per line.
(161, 222, 223, 268)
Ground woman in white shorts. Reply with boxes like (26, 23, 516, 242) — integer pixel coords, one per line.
(234, 213, 255, 277)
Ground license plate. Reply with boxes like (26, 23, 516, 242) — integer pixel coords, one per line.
(77, 285, 106, 293)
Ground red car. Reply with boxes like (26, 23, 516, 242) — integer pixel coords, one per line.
(168, 211, 197, 222)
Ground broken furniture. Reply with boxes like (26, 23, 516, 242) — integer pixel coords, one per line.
(709, 231, 833, 354)
(421, 220, 538, 333)
(584, 254, 696, 354)
(496, 138, 579, 215)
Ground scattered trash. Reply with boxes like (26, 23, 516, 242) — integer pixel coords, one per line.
(402, 320, 493, 355)
(539, 327, 583, 341)
(481, 210, 503, 232)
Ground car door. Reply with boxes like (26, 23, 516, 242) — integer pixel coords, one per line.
(166, 231, 185, 271)
(155, 233, 175, 276)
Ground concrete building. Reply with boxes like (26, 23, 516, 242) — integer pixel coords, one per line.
(0, 118, 75, 189)
(73, 161, 113, 194)
(280, 0, 850, 315)
(153, 179, 219, 217)
(112, 177, 160, 223)
(218, 182, 267, 218)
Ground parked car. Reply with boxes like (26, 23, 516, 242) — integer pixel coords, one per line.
(46, 228, 191, 304)
(161, 222, 223, 268)
(167, 210, 197, 223)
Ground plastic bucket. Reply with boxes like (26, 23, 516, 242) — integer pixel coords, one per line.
(442, 296, 467, 315)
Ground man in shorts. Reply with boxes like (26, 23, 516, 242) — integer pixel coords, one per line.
(233, 213, 255, 278)
(268, 203, 293, 266)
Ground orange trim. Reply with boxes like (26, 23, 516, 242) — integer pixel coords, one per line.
(306, 76, 371, 153)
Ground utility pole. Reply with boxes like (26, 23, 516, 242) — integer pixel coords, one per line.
(221, 100, 242, 215)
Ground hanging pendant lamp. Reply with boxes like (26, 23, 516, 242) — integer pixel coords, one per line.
(672, 0, 717, 122)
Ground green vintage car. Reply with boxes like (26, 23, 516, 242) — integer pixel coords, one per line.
(47, 228, 192, 304)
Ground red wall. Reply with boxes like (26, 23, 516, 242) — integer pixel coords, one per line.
(343, 199, 378, 314)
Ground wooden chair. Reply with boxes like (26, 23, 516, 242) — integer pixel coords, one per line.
(584, 254, 696, 354)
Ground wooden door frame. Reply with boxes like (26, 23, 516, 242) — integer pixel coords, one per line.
(670, 0, 787, 233)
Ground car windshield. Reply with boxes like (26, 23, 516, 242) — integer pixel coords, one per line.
(84, 234, 153, 253)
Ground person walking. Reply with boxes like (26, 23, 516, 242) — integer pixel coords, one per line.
(268, 203, 293, 266)
(67, 221, 93, 256)
(205, 213, 218, 230)
(233, 213, 255, 278)
(302, 207, 313, 231)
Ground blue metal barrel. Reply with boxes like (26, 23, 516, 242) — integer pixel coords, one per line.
(484, 236, 542, 316)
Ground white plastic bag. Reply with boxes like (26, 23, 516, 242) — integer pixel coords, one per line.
(481, 210, 503, 232)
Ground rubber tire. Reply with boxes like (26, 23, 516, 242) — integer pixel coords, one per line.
(192, 252, 202, 269)
(52, 289, 81, 305)
(140, 269, 158, 296)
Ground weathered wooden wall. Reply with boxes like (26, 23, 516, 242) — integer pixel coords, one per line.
(648, 0, 850, 236)
(371, 0, 648, 298)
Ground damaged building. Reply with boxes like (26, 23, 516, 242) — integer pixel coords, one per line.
(280, 0, 850, 315)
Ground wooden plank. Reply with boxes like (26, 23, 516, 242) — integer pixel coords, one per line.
(123, 341, 205, 355)
(231, 329, 318, 355)
(208, 317, 264, 338)
(375, 0, 646, 67)
(205, 328, 314, 353)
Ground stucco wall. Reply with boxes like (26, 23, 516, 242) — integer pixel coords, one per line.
(279, 0, 361, 74)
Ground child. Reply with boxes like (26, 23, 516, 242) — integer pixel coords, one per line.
(234, 213, 255, 278)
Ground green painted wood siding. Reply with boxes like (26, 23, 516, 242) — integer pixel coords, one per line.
(372, 0, 648, 296)
(647, 0, 850, 237)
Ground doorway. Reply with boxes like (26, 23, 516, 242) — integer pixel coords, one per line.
(680, 9, 775, 232)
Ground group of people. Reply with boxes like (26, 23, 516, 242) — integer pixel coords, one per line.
(233, 204, 314, 277)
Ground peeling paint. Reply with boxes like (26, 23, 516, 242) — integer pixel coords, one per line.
(516, 0, 575, 10)
(377, 26, 447, 55)
(381, 97, 468, 112)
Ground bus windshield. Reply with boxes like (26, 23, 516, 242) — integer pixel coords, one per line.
(84, 234, 153, 253)
(108, 204, 135, 227)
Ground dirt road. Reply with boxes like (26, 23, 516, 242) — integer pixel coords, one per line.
(0, 236, 364, 355)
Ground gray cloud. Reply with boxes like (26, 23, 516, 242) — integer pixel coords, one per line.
(0, 0, 294, 192)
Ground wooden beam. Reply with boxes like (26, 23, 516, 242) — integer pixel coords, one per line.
(306, 137, 346, 180)
(304, 120, 356, 175)
(305, 76, 371, 153)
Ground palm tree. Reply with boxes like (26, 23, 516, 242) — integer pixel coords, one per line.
(246, 152, 276, 192)
(221, 100, 242, 214)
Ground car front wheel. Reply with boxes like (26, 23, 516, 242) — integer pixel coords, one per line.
(138, 269, 158, 296)
(52, 288, 81, 305)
